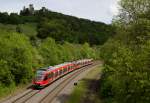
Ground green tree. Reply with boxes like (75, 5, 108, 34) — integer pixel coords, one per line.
(0, 31, 35, 84)
(100, 0, 150, 103)
(39, 38, 61, 66)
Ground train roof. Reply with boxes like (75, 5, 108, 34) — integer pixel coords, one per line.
(37, 59, 92, 72)
(74, 59, 89, 63)
(53, 62, 71, 69)
(37, 62, 72, 72)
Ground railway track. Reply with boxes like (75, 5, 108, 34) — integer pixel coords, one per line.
(12, 90, 39, 103)
(39, 64, 88, 103)
(2, 61, 101, 103)
(11, 89, 34, 103)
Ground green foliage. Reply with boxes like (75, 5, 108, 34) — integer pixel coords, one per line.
(0, 60, 14, 86)
(0, 23, 37, 37)
(0, 83, 15, 98)
(101, 40, 150, 103)
(0, 12, 23, 24)
(0, 30, 35, 84)
(39, 38, 97, 66)
(0, 23, 17, 32)
(80, 43, 96, 59)
(37, 16, 114, 45)
(0, 5, 114, 45)
(19, 23, 37, 38)
(100, 0, 150, 103)
(39, 38, 61, 66)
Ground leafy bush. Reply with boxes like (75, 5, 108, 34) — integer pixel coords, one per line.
(0, 31, 34, 84)
(39, 38, 97, 66)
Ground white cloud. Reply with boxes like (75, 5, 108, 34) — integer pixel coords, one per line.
(0, 0, 120, 24)
(110, 5, 118, 15)
(110, 0, 120, 16)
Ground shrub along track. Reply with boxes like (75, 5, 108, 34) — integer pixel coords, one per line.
(1, 61, 101, 103)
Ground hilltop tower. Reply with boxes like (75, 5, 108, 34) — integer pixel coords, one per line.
(41, 7, 47, 12)
(20, 4, 35, 15)
(23, 6, 26, 11)
(29, 4, 34, 14)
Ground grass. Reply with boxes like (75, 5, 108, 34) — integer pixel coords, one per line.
(0, 23, 37, 38)
(66, 66, 103, 103)
(0, 83, 30, 101)
(66, 81, 87, 103)
(0, 84, 15, 99)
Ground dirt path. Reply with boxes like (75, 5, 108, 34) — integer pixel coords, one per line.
(66, 63, 103, 103)
(82, 72, 102, 103)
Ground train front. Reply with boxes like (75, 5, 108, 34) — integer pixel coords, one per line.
(33, 69, 47, 88)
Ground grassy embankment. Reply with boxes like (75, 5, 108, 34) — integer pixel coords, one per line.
(66, 65, 103, 103)
(0, 84, 30, 101)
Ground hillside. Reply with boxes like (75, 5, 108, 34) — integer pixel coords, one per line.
(0, 5, 114, 45)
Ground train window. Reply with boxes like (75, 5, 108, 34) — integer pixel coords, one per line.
(44, 76, 48, 80)
(48, 72, 54, 79)
(65, 68, 67, 72)
(68, 66, 71, 71)
(55, 71, 58, 77)
(63, 68, 67, 73)
(59, 69, 62, 75)
(63, 68, 65, 73)
(35, 70, 45, 81)
(67, 66, 69, 70)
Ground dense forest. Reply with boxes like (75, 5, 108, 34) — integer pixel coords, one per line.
(0, 5, 114, 45)
(100, 0, 150, 103)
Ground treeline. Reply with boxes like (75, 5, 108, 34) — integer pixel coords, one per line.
(0, 6, 114, 45)
(36, 11, 115, 45)
(0, 13, 37, 24)
(100, 0, 150, 103)
(0, 29, 97, 97)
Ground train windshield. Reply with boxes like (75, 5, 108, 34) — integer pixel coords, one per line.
(35, 70, 45, 81)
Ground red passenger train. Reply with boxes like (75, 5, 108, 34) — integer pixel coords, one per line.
(33, 59, 93, 88)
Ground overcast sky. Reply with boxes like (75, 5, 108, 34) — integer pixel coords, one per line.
(0, 0, 119, 24)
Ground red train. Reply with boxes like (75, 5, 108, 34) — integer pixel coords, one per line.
(33, 59, 93, 88)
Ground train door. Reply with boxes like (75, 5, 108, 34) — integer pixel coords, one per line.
(55, 70, 59, 79)
(68, 65, 72, 72)
(47, 72, 54, 83)
(63, 67, 67, 74)
(59, 68, 63, 76)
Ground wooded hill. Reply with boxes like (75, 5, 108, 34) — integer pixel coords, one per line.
(99, 0, 150, 103)
(0, 5, 114, 45)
